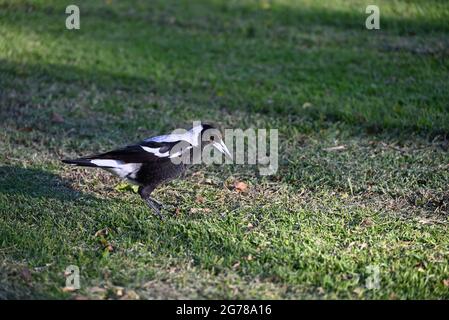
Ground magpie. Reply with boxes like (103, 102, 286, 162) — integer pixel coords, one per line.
(62, 123, 231, 219)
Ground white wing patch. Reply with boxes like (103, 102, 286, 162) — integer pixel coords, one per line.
(106, 163, 142, 180)
(140, 146, 169, 157)
(91, 159, 121, 167)
(90, 159, 142, 180)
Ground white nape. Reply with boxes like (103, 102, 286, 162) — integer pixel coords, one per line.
(144, 124, 203, 147)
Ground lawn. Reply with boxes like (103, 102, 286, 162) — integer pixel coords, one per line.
(0, 0, 448, 299)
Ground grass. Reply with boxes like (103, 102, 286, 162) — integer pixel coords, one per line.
(0, 0, 448, 299)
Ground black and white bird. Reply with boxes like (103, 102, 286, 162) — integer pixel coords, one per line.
(62, 123, 231, 219)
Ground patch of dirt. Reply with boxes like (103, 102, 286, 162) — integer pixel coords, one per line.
(380, 37, 449, 57)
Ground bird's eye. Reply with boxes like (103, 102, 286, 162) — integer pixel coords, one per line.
(210, 136, 215, 141)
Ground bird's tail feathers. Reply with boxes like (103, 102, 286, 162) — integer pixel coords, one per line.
(61, 158, 117, 168)
(61, 158, 98, 167)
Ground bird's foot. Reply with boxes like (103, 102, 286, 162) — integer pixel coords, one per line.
(150, 197, 165, 208)
(145, 197, 165, 220)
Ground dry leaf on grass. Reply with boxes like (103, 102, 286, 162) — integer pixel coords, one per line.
(234, 181, 248, 193)
(94, 228, 110, 238)
(114, 286, 124, 297)
(443, 279, 449, 287)
(323, 145, 346, 152)
(20, 267, 32, 282)
(88, 286, 107, 295)
(120, 290, 140, 300)
(353, 287, 364, 296)
(302, 102, 313, 109)
(389, 293, 398, 300)
(190, 207, 212, 214)
(195, 195, 205, 204)
(51, 112, 65, 123)
(94, 228, 114, 252)
(62, 286, 78, 292)
(360, 218, 373, 227)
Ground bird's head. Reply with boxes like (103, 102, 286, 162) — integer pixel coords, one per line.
(197, 123, 232, 159)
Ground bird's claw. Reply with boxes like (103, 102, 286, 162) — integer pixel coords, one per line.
(152, 198, 165, 209)
(145, 197, 165, 220)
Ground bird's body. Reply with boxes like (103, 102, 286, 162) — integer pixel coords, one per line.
(62, 123, 231, 218)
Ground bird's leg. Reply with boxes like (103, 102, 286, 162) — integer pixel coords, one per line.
(144, 197, 164, 220)
(138, 185, 164, 220)
(149, 197, 164, 208)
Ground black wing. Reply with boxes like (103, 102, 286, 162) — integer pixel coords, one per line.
(84, 140, 179, 164)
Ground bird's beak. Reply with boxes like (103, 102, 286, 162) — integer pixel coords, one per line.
(212, 140, 232, 160)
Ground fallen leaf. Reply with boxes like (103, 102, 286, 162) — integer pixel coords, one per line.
(353, 287, 364, 296)
(51, 112, 64, 123)
(195, 195, 205, 204)
(88, 286, 107, 294)
(62, 286, 78, 292)
(115, 182, 139, 193)
(114, 286, 124, 297)
(95, 228, 110, 238)
(415, 261, 426, 272)
(418, 218, 432, 225)
(34, 263, 53, 272)
(168, 267, 179, 274)
(302, 102, 313, 109)
(190, 207, 211, 214)
(234, 181, 248, 193)
(389, 293, 398, 300)
(120, 290, 140, 300)
(18, 127, 33, 132)
(323, 145, 346, 152)
(347, 242, 356, 249)
(360, 218, 373, 227)
(20, 268, 32, 282)
(99, 237, 109, 247)
(359, 243, 368, 250)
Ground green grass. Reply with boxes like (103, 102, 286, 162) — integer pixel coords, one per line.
(1, 0, 449, 299)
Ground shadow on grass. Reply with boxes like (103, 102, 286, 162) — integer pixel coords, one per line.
(0, 165, 88, 202)
(2, 0, 448, 35)
(1, 55, 448, 140)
